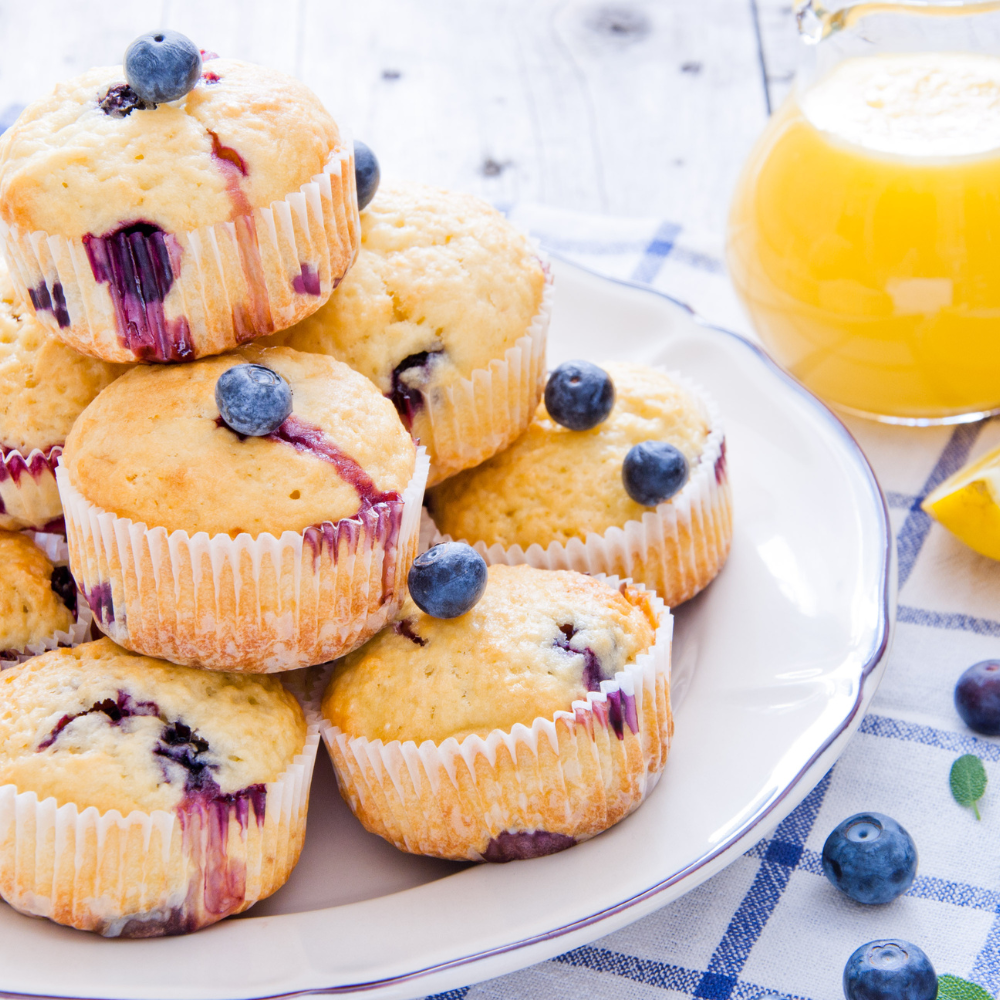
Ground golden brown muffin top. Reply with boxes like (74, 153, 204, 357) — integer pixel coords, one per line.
(62, 345, 416, 538)
(0, 59, 341, 237)
(0, 638, 306, 815)
(429, 363, 709, 548)
(323, 564, 657, 744)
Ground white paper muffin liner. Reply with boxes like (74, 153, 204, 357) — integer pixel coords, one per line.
(419, 256, 553, 487)
(1, 531, 93, 666)
(0, 140, 360, 364)
(433, 372, 733, 608)
(319, 577, 672, 862)
(55, 447, 430, 673)
(0, 445, 63, 531)
(0, 695, 321, 937)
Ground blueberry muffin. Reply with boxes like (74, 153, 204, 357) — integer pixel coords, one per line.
(269, 182, 551, 485)
(0, 530, 84, 663)
(58, 344, 428, 672)
(0, 260, 126, 529)
(0, 57, 358, 363)
(429, 363, 732, 607)
(321, 564, 672, 861)
(0, 638, 317, 936)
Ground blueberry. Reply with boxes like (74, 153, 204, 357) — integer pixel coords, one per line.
(544, 360, 615, 431)
(355, 141, 380, 212)
(843, 940, 936, 1000)
(124, 30, 202, 105)
(955, 660, 1000, 735)
(216, 364, 292, 438)
(408, 542, 487, 619)
(622, 441, 689, 506)
(821, 812, 917, 904)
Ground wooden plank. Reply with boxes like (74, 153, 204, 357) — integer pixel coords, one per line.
(0, 0, 771, 236)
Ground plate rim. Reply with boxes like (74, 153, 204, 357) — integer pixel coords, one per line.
(0, 257, 894, 1000)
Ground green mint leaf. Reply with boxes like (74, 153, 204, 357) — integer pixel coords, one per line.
(937, 974, 994, 1000)
(950, 754, 987, 819)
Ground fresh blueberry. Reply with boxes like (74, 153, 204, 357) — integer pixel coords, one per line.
(124, 30, 202, 105)
(843, 940, 936, 1000)
(622, 440, 689, 506)
(215, 364, 292, 438)
(408, 542, 487, 619)
(821, 812, 917, 905)
(544, 360, 615, 431)
(955, 660, 1000, 735)
(355, 141, 380, 211)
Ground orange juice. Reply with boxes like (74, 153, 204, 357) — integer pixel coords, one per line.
(728, 52, 1000, 422)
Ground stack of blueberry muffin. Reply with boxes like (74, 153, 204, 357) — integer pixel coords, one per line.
(0, 30, 731, 937)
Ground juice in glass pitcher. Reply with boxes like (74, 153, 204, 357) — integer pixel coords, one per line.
(728, 1, 1000, 424)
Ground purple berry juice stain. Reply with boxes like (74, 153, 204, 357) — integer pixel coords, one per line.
(554, 623, 604, 692)
(292, 263, 321, 296)
(393, 618, 427, 646)
(83, 221, 193, 361)
(0, 443, 60, 487)
(37, 689, 160, 750)
(482, 830, 576, 862)
(28, 280, 70, 328)
(84, 580, 115, 627)
(388, 350, 443, 430)
(49, 566, 77, 615)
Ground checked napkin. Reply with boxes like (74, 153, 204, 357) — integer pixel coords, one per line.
(423, 205, 1000, 1000)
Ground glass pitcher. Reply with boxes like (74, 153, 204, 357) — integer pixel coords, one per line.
(727, 0, 1000, 424)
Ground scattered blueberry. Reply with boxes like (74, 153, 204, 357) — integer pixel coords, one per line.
(843, 940, 937, 1000)
(821, 812, 917, 905)
(408, 542, 487, 619)
(955, 660, 1000, 735)
(355, 141, 380, 211)
(124, 30, 202, 105)
(544, 360, 615, 431)
(215, 364, 292, 438)
(622, 440, 689, 506)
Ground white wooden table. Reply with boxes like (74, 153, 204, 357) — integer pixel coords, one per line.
(0, 0, 805, 243)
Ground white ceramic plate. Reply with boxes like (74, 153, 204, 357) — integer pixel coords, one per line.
(0, 259, 894, 1000)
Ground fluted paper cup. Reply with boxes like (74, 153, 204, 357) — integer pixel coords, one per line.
(320, 578, 672, 862)
(1, 531, 93, 667)
(434, 374, 732, 608)
(56, 448, 430, 673)
(0, 141, 360, 364)
(0, 701, 320, 937)
(0, 445, 63, 531)
(417, 258, 552, 487)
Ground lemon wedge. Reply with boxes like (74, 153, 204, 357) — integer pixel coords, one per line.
(922, 443, 1000, 560)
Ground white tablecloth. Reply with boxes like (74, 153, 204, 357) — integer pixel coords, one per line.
(424, 206, 1000, 1000)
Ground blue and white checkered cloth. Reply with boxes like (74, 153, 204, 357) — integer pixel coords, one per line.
(425, 206, 1000, 1000)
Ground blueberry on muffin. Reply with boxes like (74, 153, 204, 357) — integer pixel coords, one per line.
(0, 49, 359, 363)
(322, 564, 672, 861)
(0, 260, 126, 530)
(268, 181, 551, 484)
(0, 638, 314, 935)
(58, 344, 426, 671)
(428, 362, 732, 607)
(0, 530, 81, 662)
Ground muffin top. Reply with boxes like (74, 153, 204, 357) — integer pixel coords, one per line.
(0, 638, 306, 815)
(0, 531, 75, 654)
(63, 344, 415, 538)
(0, 261, 127, 454)
(0, 59, 341, 238)
(323, 564, 658, 744)
(270, 182, 547, 420)
(429, 363, 710, 548)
